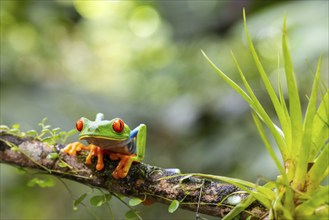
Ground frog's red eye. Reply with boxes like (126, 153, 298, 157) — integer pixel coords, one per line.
(113, 119, 124, 133)
(76, 118, 83, 132)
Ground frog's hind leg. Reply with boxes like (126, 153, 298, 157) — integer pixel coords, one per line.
(109, 153, 139, 179)
(108, 124, 147, 179)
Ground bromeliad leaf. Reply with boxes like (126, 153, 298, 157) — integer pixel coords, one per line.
(293, 56, 322, 189)
(282, 17, 303, 155)
(307, 144, 329, 192)
(243, 10, 287, 158)
(252, 112, 285, 177)
(311, 90, 329, 159)
(222, 195, 256, 220)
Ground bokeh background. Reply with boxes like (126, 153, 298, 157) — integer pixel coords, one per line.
(1, 1, 328, 219)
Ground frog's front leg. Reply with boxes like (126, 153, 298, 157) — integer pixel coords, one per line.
(62, 142, 91, 155)
(62, 142, 105, 171)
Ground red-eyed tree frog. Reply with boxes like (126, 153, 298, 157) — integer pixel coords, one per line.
(61, 113, 146, 179)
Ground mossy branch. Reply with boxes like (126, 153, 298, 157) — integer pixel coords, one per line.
(0, 131, 267, 219)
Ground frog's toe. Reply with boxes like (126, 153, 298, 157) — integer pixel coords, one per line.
(112, 169, 128, 179)
(111, 170, 120, 179)
(96, 164, 104, 171)
(62, 143, 76, 155)
(96, 162, 104, 171)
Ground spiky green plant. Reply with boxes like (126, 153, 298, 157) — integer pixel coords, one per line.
(201, 10, 328, 219)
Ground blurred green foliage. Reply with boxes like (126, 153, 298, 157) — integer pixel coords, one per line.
(1, 1, 328, 219)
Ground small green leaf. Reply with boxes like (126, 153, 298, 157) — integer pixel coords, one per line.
(43, 125, 51, 130)
(26, 130, 38, 137)
(90, 195, 104, 207)
(90, 194, 111, 207)
(125, 210, 139, 220)
(129, 197, 143, 207)
(52, 127, 61, 133)
(9, 128, 20, 134)
(27, 178, 37, 187)
(27, 177, 56, 188)
(67, 129, 78, 136)
(12, 124, 20, 129)
(52, 134, 61, 140)
(41, 137, 54, 144)
(0, 125, 10, 130)
(58, 161, 69, 168)
(168, 200, 180, 213)
(16, 167, 27, 174)
(41, 129, 50, 135)
(39, 117, 48, 126)
(73, 193, 87, 211)
(47, 152, 59, 160)
(61, 129, 78, 144)
(11, 145, 20, 151)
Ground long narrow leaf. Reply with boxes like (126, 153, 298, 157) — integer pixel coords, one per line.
(277, 63, 292, 150)
(307, 144, 329, 192)
(189, 173, 275, 207)
(282, 19, 303, 187)
(231, 51, 287, 159)
(294, 56, 322, 189)
(251, 112, 285, 176)
(273, 187, 294, 220)
(243, 10, 288, 157)
(223, 195, 256, 220)
(311, 90, 329, 159)
(282, 17, 303, 157)
(202, 50, 253, 105)
(295, 186, 329, 218)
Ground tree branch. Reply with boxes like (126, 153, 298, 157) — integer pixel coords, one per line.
(0, 131, 267, 219)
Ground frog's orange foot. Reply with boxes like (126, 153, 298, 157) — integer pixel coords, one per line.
(110, 153, 137, 179)
(62, 143, 105, 171)
(61, 142, 89, 156)
(85, 144, 105, 171)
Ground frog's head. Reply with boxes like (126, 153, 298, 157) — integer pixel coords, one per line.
(75, 113, 131, 148)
